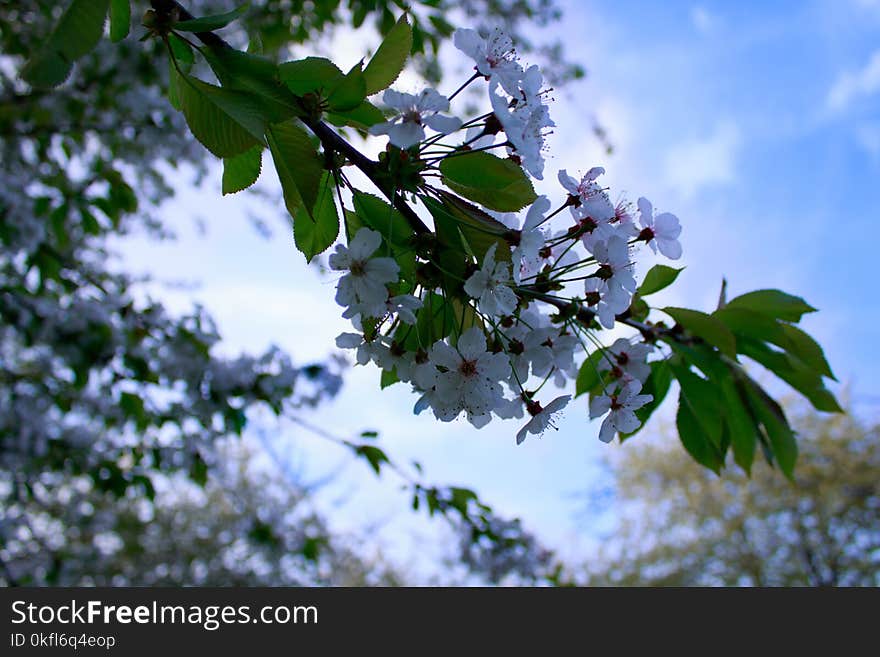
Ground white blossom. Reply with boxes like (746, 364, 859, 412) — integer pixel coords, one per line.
(589, 380, 653, 443)
(369, 89, 462, 149)
(583, 278, 629, 329)
(489, 73, 554, 180)
(637, 197, 682, 260)
(463, 244, 518, 317)
(524, 328, 579, 385)
(591, 234, 636, 299)
(516, 395, 571, 444)
(385, 294, 422, 325)
(335, 332, 391, 367)
(329, 228, 399, 319)
(424, 328, 510, 427)
(453, 27, 524, 95)
(598, 338, 653, 383)
(511, 196, 550, 284)
(557, 167, 606, 204)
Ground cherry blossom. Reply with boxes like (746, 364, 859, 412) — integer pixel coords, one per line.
(583, 278, 626, 329)
(589, 381, 654, 443)
(489, 74, 554, 180)
(369, 89, 462, 149)
(516, 395, 571, 445)
(385, 294, 422, 325)
(335, 332, 390, 366)
(637, 197, 683, 260)
(511, 196, 550, 284)
(423, 328, 510, 427)
(558, 167, 606, 204)
(590, 234, 637, 298)
(453, 27, 523, 95)
(598, 338, 653, 383)
(464, 244, 519, 317)
(329, 228, 400, 319)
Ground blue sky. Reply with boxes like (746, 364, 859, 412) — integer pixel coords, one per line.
(120, 0, 880, 577)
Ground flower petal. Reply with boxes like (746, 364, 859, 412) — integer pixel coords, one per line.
(457, 327, 487, 360)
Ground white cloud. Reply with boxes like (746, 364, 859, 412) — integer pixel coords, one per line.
(826, 49, 880, 112)
(663, 121, 740, 199)
(855, 121, 880, 159)
(690, 6, 716, 34)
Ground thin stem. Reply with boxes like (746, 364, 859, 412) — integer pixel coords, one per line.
(535, 201, 573, 229)
(447, 71, 482, 102)
(424, 141, 510, 164)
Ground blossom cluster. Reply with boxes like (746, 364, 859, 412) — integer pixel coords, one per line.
(336, 28, 683, 445)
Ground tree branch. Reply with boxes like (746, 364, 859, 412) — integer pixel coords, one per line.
(150, 1, 691, 342)
(149, 0, 430, 235)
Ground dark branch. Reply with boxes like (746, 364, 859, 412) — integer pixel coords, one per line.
(149, 0, 430, 235)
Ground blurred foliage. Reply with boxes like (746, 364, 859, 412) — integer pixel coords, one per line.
(0, 0, 579, 584)
(581, 399, 880, 586)
(0, 440, 403, 585)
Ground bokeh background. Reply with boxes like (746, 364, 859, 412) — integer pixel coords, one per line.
(2, 0, 878, 585)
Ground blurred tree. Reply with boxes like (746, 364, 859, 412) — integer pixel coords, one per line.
(0, 0, 578, 584)
(0, 439, 402, 585)
(581, 400, 880, 586)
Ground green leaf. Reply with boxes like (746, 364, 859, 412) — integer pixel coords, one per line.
(222, 145, 262, 195)
(379, 367, 400, 390)
(737, 338, 842, 413)
(293, 171, 340, 262)
(424, 192, 510, 266)
(352, 192, 413, 248)
(354, 445, 389, 476)
(224, 406, 247, 434)
(676, 391, 723, 474)
(742, 377, 798, 478)
(778, 323, 835, 380)
(327, 63, 367, 112)
(628, 293, 649, 322)
(119, 391, 147, 432)
(22, 0, 110, 88)
(279, 56, 343, 96)
(448, 487, 478, 515)
(664, 307, 737, 358)
(638, 264, 684, 296)
(176, 72, 267, 157)
(719, 375, 759, 473)
(174, 4, 249, 32)
(380, 368, 400, 388)
(440, 151, 537, 212)
(407, 292, 458, 348)
(327, 101, 385, 131)
(169, 33, 195, 67)
(326, 100, 386, 131)
(189, 453, 209, 487)
(575, 349, 610, 397)
(167, 34, 194, 109)
(714, 307, 835, 380)
(267, 121, 323, 219)
(109, 0, 130, 42)
(671, 363, 724, 451)
(713, 306, 785, 341)
(667, 340, 729, 384)
(363, 16, 413, 95)
(727, 289, 817, 323)
(247, 33, 263, 55)
(203, 47, 300, 124)
(20, 51, 72, 89)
